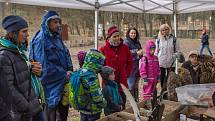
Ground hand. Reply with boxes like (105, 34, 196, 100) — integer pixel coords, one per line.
(73, 68, 78, 71)
(137, 49, 143, 56)
(66, 71, 72, 80)
(31, 62, 42, 76)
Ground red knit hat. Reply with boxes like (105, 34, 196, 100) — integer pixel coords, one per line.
(107, 26, 119, 38)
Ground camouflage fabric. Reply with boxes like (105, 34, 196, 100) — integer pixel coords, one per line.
(167, 67, 192, 101)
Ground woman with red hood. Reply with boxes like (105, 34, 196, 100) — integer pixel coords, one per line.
(100, 26, 133, 109)
(139, 40, 160, 100)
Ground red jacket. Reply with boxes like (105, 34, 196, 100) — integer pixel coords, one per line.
(100, 39, 133, 91)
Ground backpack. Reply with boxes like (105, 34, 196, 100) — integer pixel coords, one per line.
(157, 34, 177, 53)
(68, 69, 89, 110)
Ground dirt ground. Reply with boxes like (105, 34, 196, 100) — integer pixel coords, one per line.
(67, 38, 215, 121)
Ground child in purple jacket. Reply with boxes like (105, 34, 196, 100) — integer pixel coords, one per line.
(139, 40, 160, 100)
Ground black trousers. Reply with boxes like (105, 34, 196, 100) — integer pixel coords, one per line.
(0, 114, 11, 121)
(45, 103, 69, 121)
(119, 91, 126, 110)
(160, 67, 175, 89)
(80, 112, 101, 121)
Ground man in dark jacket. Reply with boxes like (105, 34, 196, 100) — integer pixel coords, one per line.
(30, 11, 73, 121)
(0, 15, 42, 121)
(200, 29, 213, 56)
(182, 50, 200, 84)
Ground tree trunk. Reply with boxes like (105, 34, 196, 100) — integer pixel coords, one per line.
(142, 13, 148, 37)
(149, 14, 153, 37)
(211, 10, 215, 38)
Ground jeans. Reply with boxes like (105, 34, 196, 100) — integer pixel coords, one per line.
(200, 44, 213, 56)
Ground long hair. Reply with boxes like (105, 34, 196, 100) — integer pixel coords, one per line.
(126, 27, 139, 41)
(158, 24, 172, 40)
(4, 32, 19, 45)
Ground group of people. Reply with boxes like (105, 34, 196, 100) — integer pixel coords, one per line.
(0, 11, 72, 121)
(0, 9, 214, 121)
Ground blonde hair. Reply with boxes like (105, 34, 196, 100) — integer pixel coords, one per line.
(158, 24, 172, 39)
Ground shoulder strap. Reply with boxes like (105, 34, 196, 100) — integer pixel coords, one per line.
(156, 39, 160, 49)
(143, 56, 148, 66)
(172, 35, 177, 53)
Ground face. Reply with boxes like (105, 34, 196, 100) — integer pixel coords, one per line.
(202, 30, 206, 34)
(109, 32, 121, 46)
(17, 27, 29, 44)
(48, 19, 61, 32)
(109, 72, 115, 81)
(161, 26, 169, 36)
(189, 54, 198, 65)
(150, 47, 155, 55)
(129, 29, 136, 39)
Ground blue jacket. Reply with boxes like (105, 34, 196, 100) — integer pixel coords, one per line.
(29, 11, 73, 107)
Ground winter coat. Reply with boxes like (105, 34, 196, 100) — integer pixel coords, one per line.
(124, 37, 142, 78)
(29, 12, 73, 108)
(0, 66, 12, 121)
(102, 80, 122, 115)
(155, 35, 180, 68)
(139, 40, 160, 82)
(100, 39, 133, 91)
(182, 61, 200, 84)
(124, 37, 142, 61)
(201, 33, 209, 45)
(0, 43, 42, 117)
(80, 49, 107, 115)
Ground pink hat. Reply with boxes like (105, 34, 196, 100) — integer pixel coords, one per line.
(107, 26, 119, 38)
(77, 51, 87, 68)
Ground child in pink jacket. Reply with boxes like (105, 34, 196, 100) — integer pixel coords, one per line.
(139, 40, 160, 100)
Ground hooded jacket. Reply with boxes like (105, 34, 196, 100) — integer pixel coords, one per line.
(139, 40, 160, 82)
(29, 11, 73, 107)
(100, 38, 133, 91)
(79, 49, 107, 114)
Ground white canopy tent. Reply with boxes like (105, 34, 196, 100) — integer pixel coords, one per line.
(2, 0, 215, 48)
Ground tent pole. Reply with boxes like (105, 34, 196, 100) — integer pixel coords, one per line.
(173, 1, 177, 37)
(95, 0, 99, 49)
(173, 1, 178, 74)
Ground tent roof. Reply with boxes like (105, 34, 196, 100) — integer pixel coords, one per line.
(2, 0, 215, 14)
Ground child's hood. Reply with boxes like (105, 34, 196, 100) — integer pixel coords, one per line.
(146, 40, 156, 56)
